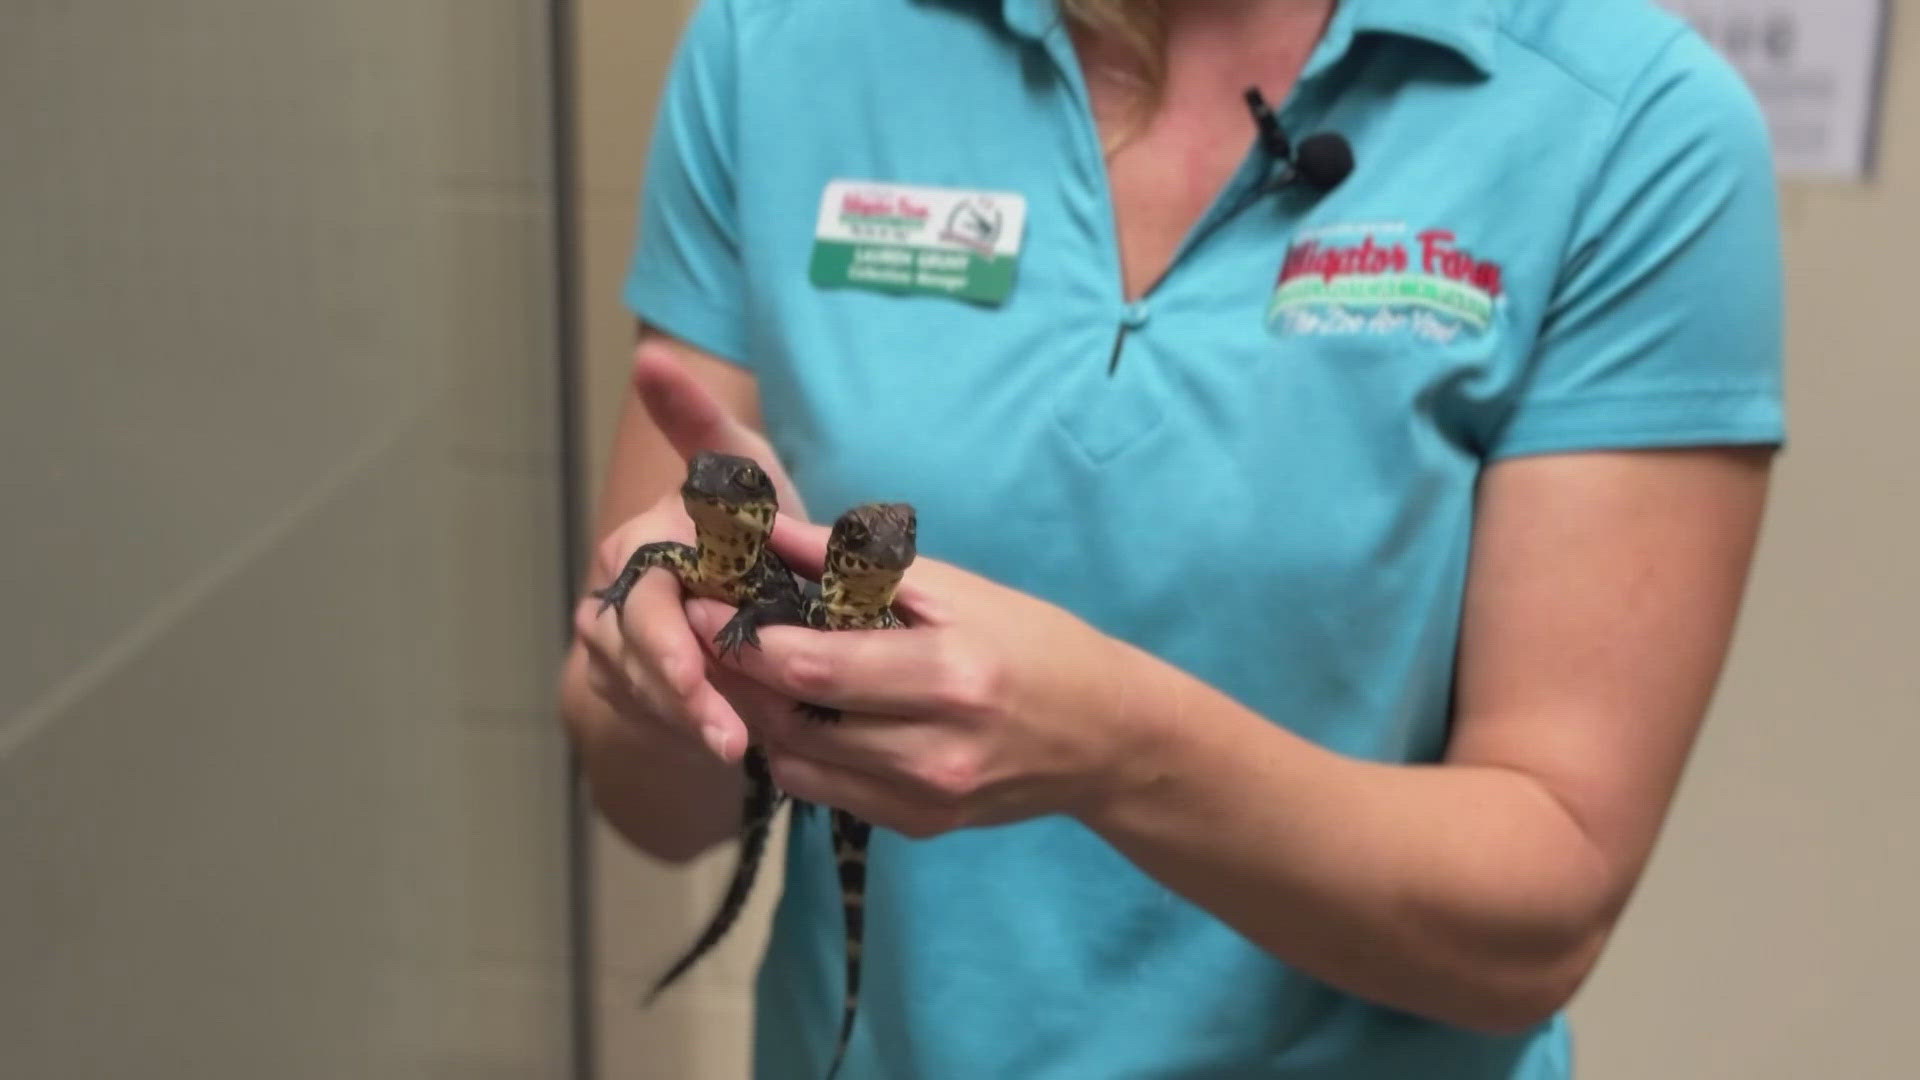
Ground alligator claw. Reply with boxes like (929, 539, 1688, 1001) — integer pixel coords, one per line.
(714, 611, 762, 658)
(590, 583, 628, 618)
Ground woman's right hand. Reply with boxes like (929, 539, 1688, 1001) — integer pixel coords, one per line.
(571, 494, 751, 764)
(557, 334, 804, 860)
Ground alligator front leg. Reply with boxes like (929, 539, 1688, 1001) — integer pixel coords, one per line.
(713, 559, 813, 658)
(713, 603, 771, 659)
(591, 540, 697, 618)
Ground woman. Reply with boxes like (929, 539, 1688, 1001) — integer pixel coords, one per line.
(560, 0, 1784, 1075)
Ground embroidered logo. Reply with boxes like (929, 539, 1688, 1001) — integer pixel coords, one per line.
(1267, 223, 1505, 343)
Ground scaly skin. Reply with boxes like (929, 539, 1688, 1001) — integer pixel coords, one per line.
(592, 450, 807, 657)
(804, 503, 917, 1080)
(590, 450, 808, 1002)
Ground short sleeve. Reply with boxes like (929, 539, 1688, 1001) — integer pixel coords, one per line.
(1485, 31, 1786, 460)
(622, 0, 749, 366)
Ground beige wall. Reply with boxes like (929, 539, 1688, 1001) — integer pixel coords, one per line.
(1569, 9, 1920, 1076)
(1, 2, 574, 1077)
(578, 6, 1920, 1078)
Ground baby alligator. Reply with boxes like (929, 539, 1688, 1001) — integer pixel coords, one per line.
(591, 463, 917, 1080)
(591, 450, 808, 1002)
(806, 502, 918, 1080)
(592, 449, 807, 656)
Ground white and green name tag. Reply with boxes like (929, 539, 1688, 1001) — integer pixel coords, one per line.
(809, 180, 1027, 306)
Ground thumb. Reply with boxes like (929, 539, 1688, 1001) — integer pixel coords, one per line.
(632, 339, 810, 520)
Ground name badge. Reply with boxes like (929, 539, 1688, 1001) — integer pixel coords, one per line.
(809, 180, 1027, 306)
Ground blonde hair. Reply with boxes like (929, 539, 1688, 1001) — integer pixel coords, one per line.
(1059, 0, 1168, 110)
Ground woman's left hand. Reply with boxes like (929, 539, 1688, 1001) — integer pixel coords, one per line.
(683, 515, 1171, 838)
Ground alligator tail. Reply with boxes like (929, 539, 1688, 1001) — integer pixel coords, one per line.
(822, 810, 872, 1080)
(645, 748, 780, 1002)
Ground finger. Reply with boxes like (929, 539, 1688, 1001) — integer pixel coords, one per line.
(686, 599, 963, 718)
(573, 597, 639, 690)
(631, 339, 740, 456)
(631, 340, 810, 519)
(593, 505, 691, 580)
(887, 555, 983, 622)
(593, 573, 749, 756)
(769, 704, 952, 778)
(697, 636, 950, 781)
(703, 668, 888, 780)
(613, 568, 702, 680)
(764, 748, 962, 839)
(764, 514, 832, 579)
(573, 604, 725, 763)
(684, 680, 751, 763)
(578, 637, 637, 712)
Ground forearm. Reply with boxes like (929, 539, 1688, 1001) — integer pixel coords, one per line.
(558, 645, 743, 863)
(1083, 658, 1620, 1033)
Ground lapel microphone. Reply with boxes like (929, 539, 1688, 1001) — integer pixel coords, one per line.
(1243, 87, 1355, 193)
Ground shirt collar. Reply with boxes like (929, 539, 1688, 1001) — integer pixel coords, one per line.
(1311, 0, 1499, 78)
(998, 0, 1054, 42)
(995, 0, 1498, 78)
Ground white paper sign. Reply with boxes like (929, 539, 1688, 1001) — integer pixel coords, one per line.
(1658, 0, 1890, 179)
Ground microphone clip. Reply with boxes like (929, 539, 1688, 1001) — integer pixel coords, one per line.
(1243, 87, 1291, 161)
(1243, 85, 1354, 194)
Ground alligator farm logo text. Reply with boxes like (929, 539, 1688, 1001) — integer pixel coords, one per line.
(1268, 225, 1505, 343)
(838, 191, 933, 243)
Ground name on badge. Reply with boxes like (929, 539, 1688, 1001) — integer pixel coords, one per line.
(809, 180, 1027, 306)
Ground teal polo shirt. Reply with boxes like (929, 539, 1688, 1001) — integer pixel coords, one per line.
(623, 0, 1785, 1076)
